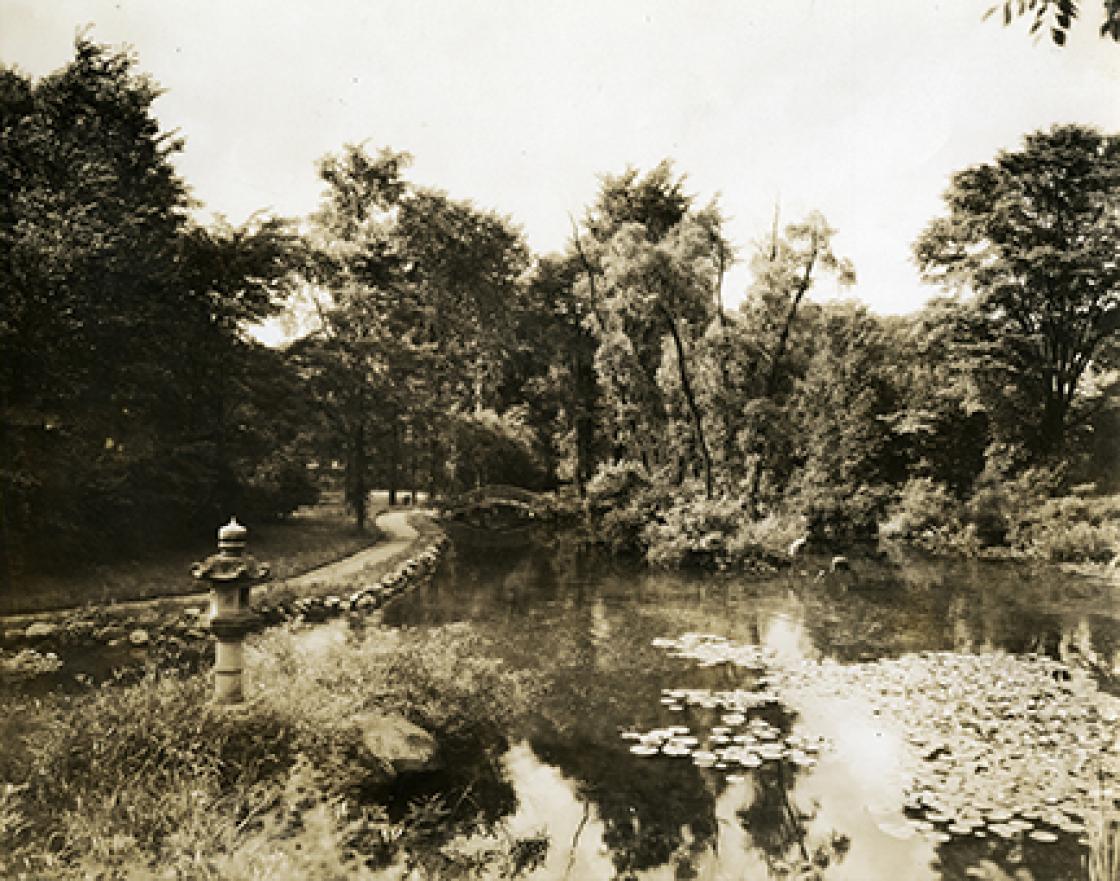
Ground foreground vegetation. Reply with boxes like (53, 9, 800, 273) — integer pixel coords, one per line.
(0, 622, 543, 880)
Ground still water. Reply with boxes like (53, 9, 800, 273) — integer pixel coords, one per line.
(382, 538, 1120, 881)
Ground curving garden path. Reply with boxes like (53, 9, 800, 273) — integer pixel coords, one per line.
(282, 510, 420, 588)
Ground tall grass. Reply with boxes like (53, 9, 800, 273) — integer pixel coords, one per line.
(0, 621, 543, 879)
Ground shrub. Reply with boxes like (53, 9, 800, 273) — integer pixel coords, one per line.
(644, 497, 745, 569)
(643, 498, 802, 570)
(880, 478, 962, 541)
(1014, 495, 1120, 563)
(726, 513, 806, 563)
(585, 460, 651, 509)
(585, 461, 668, 556)
(790, 479, 891, 544)
(964, 461, 1060, 548)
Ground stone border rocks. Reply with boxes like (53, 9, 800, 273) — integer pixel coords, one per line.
(255, 532, 450, 626)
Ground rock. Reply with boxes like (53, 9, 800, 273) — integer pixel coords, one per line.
(94, 625, 126, 642)
(128, 629, 150, 647)
(788, 537, 809, 557)
(25, 622, 59, 640)
(2, 628, 24, 643)
(355, 712, 439, 775)
(830, 555, 851, 572)
(356, 594, 377, 610)
(65, 619, 97, 640)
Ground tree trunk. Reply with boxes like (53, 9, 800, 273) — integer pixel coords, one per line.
(661, 306, 714, 499)
(747, 236, 819, 514)
(574, 347, 598, 497)
(348, 420, 368, 530)
(388, 418, 400, 506)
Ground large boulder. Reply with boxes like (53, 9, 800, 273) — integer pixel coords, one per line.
(355, 712, 439, 775)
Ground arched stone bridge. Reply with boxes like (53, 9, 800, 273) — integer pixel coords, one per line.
(441, 485, 546, 532)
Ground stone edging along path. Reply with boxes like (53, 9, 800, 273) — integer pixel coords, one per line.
(0, 510, 448, 659)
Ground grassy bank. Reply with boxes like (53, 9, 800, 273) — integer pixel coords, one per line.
(1, 499, 382, 617)
(0, 620, 543, 880)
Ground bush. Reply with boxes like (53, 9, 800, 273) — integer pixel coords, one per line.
(726, 513, 806, 563)
(585, 460, 651, 509)
(644, 497, 746, 569)
(790, 479, 891, 544)
(880, 478, 962, 541)
(642, 497, 803, 570)
(585, 461, 668, 556)
(1014, 495, 1120, 563)
(962, 457, 1061, 548)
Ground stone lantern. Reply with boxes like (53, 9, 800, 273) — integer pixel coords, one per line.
(191, 517, 269, 704)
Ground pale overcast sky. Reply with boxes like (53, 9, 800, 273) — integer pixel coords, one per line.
(2, 0, 1119, 315)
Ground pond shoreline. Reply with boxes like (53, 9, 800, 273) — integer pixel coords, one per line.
(0, 511, 449, 682)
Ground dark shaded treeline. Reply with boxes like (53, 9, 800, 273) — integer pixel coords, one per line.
(3, 40, 1119, 592)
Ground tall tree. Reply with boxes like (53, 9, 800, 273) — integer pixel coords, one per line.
(914, 124, 1120, 460)
(574, 161, 726, 496)
(740, 212, 855, 512)
(0, 39, 303, 588)
(301, 144, 533, 520)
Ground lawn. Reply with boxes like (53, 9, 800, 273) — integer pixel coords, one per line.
(0, 496, 382, 617)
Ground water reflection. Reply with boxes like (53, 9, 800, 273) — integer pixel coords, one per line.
(384, 539, 1119, 879)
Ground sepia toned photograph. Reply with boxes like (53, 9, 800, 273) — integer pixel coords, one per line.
(1, 2, 1119, 879)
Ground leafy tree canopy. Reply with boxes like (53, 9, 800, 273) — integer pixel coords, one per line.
(914, 124, 1120, 458)
(985, 0, 1120, 44)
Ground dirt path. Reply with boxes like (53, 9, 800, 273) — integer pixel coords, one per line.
(281, 510, 420, 588)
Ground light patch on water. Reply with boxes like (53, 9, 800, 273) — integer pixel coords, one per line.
(786, 691, 941, 880)
(498, 741, 615, 880)
(761, 612, 815, 665)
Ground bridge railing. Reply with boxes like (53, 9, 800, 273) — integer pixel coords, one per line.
(447, 484, 542, 509)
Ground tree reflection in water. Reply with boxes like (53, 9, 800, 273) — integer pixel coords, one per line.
(736, 759, 850, 879)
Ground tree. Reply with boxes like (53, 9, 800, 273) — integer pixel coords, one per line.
(299, 146, 425, 523)
(300, 144, 533, 521)
(785, 302, 905, 540)
(984, 0, 1120, 44)
(739, 212, 855, 512)
(914, 124, 1120, 460)
(880, 298, 990, 496)
(0, 39, 306, 588)
(573, 162, 727, 497)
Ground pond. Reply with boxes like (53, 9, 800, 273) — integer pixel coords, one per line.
(381, 538, 1120, 881)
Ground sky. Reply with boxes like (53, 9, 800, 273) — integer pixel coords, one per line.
(2, 0, 1119, 318)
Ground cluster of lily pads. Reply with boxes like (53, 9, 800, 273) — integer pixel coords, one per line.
(776, 649, 1120, 847)
(631, 632, 1120, 849)
(623, 716, 829, 779)
(622, 634, 834, 776)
